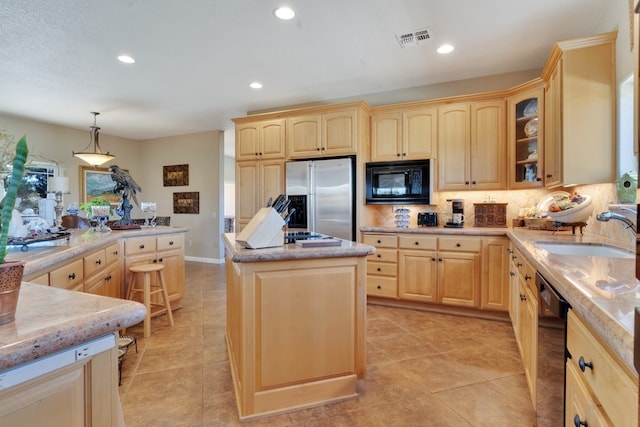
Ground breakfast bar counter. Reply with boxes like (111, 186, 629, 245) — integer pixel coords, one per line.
(223, 233, 374, 421)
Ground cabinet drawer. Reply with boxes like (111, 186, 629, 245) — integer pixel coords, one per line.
(367, 248, 397, 263)
(566, 310, 638, 427)
(84, 249, 106, 278)
(439, 237, 481, 252)
(367, 276, 397, 298)
(363, 234, 397, 248)
(398, 235, 437, 250)
(157, 234, 184, 251)
(50, 259, 84, 290)
(367, 262, 397, 277)
(105, 243, 121, 265)
(124, 237, 156, 255)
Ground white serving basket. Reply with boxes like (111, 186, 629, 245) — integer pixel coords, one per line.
(547, 195, 593, 223)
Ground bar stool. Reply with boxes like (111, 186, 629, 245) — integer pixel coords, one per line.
(126, 263, 174, 337)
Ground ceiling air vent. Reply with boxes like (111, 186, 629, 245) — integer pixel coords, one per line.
(396, 28, 432, 48)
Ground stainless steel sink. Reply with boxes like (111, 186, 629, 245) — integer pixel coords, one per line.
(534, 242, 634, 258)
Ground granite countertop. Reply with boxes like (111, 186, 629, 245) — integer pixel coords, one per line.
(507, 228, 639, 373)
(223, 233, 375, 263)
(5, 226, 188, 278)
(360, 225, 508, 236)
(0, 283, 145, 371)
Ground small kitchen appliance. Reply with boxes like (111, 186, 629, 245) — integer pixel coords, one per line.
(445, 199, 465, 228)
(417, 212, 438, 227)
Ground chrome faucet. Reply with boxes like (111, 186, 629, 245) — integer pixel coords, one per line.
(596, 210, 637, 233)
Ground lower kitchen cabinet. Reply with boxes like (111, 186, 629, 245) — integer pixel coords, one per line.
(398, 235, 480, 308)
(363, 233, 398, 298)
(0, 339, 121, 427)
(565, 309, 638, 426)
(480, 237, 510, 311)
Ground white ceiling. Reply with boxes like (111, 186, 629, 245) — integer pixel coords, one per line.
(0, 0, 612, 145)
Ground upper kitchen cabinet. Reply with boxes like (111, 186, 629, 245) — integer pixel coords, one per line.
(235, 119, 286, 161)
(508, 81, 544, 189)
(437, 99, 507, 191)
(370, 107, 436, 162)
(541, 32, 616, 188)
(286, 102, 370, 159)
(234, 159, 285, 232)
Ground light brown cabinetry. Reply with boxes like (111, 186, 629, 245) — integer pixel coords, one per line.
(224, 237, 366, 420)
(235, 159, 285, 231)
(370, 107, 436, 161)
(286, 107, 361, 158)
(437, 99, 506, 191)
(509, 245, 538, 407)
(49, 259, 84, 291)
(235, 119, 286, 161)
(541, 32, 616, 187)
(124, 234, 185, 310)
(84, 242, 121, 298)
(565, 309, 638, 427)
(362, 233, 398, 298)
(508, 82, 544, 188)
(480, 237, 510, 311)
(0, 341, 121, 427)
(398, 235, 480, 308)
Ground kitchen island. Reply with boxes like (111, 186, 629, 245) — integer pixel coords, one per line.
(223, 233, 374, 421)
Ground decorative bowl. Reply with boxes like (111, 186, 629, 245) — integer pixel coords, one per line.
(547, 195, 593, 223)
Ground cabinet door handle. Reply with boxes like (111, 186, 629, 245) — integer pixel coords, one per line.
(414, 241, 419, 245)
(471, 180, 477, 185)
(520, 293, 526, 301)
(377, 267, 381, 272)
(465, 181, 470, 185)
(578, 356, 593, 372)
(69, 272, 76, 280)
(113, 250, 118, 255)
(152, 259, 158, 263)
(169, 241, 174, 245)
(456, 243, 461, 247)
(431, 257, 436, 262)
(158, 258, 163, 262)
(507, 248, 513, 254)
(139, 244, 145, 249)
(573, 415, 587, 426)
(516, 262, 523, 267)
(438, 258, 443, 262)
(524, 274, 531, 281)
(316, 147, 321, 151)
(96, 259, 102, 265)
(546, 174, 553, 179)
(377, 285, 381, 289)
(509, 271, 516, 277)
(397, 153, 401, 157)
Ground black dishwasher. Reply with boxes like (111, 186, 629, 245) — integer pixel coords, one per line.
(536, 272, 570, 426)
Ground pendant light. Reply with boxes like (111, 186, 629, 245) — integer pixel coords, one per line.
(72, 112, 115, 166)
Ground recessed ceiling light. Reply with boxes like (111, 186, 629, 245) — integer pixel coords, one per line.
(117, 55, 135, 64)
(274, 6, 295, 20)
(249, 82, 263, 89)
(437, 44, 454, 54)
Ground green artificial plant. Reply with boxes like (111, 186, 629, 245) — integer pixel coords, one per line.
(79, 197, 114, 217)
(0, 136, 29, 264)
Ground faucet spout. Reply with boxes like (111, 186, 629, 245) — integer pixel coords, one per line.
(596, 211, 637, 233)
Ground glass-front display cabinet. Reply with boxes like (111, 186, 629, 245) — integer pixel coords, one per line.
(508, 83, 544, 188)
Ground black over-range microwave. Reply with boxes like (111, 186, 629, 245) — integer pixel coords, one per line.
(365, 159, 432, 205)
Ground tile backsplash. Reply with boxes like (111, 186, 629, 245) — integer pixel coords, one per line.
(363, 183, 637, 251)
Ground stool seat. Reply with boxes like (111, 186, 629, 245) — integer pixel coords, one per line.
(126, 263, 174, 337)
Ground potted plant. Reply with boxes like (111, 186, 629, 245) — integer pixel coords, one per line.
(0, 135, 29, 325)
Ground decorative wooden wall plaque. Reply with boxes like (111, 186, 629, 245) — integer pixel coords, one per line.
(163, 164, 189, 186)
(173, 192, 199, 214)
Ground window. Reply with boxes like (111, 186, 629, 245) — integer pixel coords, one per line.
(2, 162, 58, 211)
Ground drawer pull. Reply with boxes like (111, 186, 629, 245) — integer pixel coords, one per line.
(152, 259, 158, 263)
(524, 274, 531, 281)
(158, 258, 163, 262)
(96, 259, 102, 265)
(431, 257, 436, 262)
(113, 250, 118, 255)
(169, 241, 174, 245)
(377, 240, 382, 244)
(377, 285, 381, 289)
(519, 293, 526, 301)
(414, 241, 419, 245)
(139, 244, 145, 249)
(516, 262, 523, 268)
(377, 254, 381, 258)
(509, 271, 516, 277)
(69, 273, 76, 280)
(578, 356, 593, 372)
(573, 415, 587, 427)
(456, 243, 461, 247)
(377, 267, 381, 272)
(438, 258, 443, 262)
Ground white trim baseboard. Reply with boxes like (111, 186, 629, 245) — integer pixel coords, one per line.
(185, 256, 224, 264)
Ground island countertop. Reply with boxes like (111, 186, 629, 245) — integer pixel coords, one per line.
(5, 226, 188, 278)
(0, 283, 145, 371)
(223, 233, 375, 263)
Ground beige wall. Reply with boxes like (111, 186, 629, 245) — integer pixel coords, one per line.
(0, 113, 225, 262)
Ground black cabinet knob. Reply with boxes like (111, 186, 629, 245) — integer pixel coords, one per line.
(139, 244, 145, 249)
(69, 273, 76, 280)
(169, 241, 174, 245)
(573, 415, 587, 426)
(578, 356, 593, 372)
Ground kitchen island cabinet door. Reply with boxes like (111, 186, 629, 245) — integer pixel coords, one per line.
(398, 249, 438, 303)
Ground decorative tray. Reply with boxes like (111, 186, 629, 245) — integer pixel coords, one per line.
(7, 231, 71, 251)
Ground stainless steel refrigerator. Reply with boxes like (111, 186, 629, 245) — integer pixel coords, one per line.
(285, 157, 355, 241)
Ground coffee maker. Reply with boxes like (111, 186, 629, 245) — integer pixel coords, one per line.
(445, 199, 464, 228)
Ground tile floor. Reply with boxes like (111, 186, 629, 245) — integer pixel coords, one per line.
(119, 261, 547, 426)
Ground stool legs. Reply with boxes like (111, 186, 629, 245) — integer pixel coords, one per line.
(142, 271, 152, 338)
(157, 270, 174, 328)
(127, 265, 174, 338)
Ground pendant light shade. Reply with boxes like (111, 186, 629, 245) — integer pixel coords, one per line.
(73, 112, 115, 166)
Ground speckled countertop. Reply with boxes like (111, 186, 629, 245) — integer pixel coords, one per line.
(0, 283, 145, 370)
(5, 226, 188, 278)
(361, 226, 639, 373)
(508, 228, 639, 373)
(223, 233, 375, 263)
(0, 226, 187, 371)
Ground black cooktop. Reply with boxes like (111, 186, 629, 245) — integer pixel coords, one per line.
(284, 231, 325, 244)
